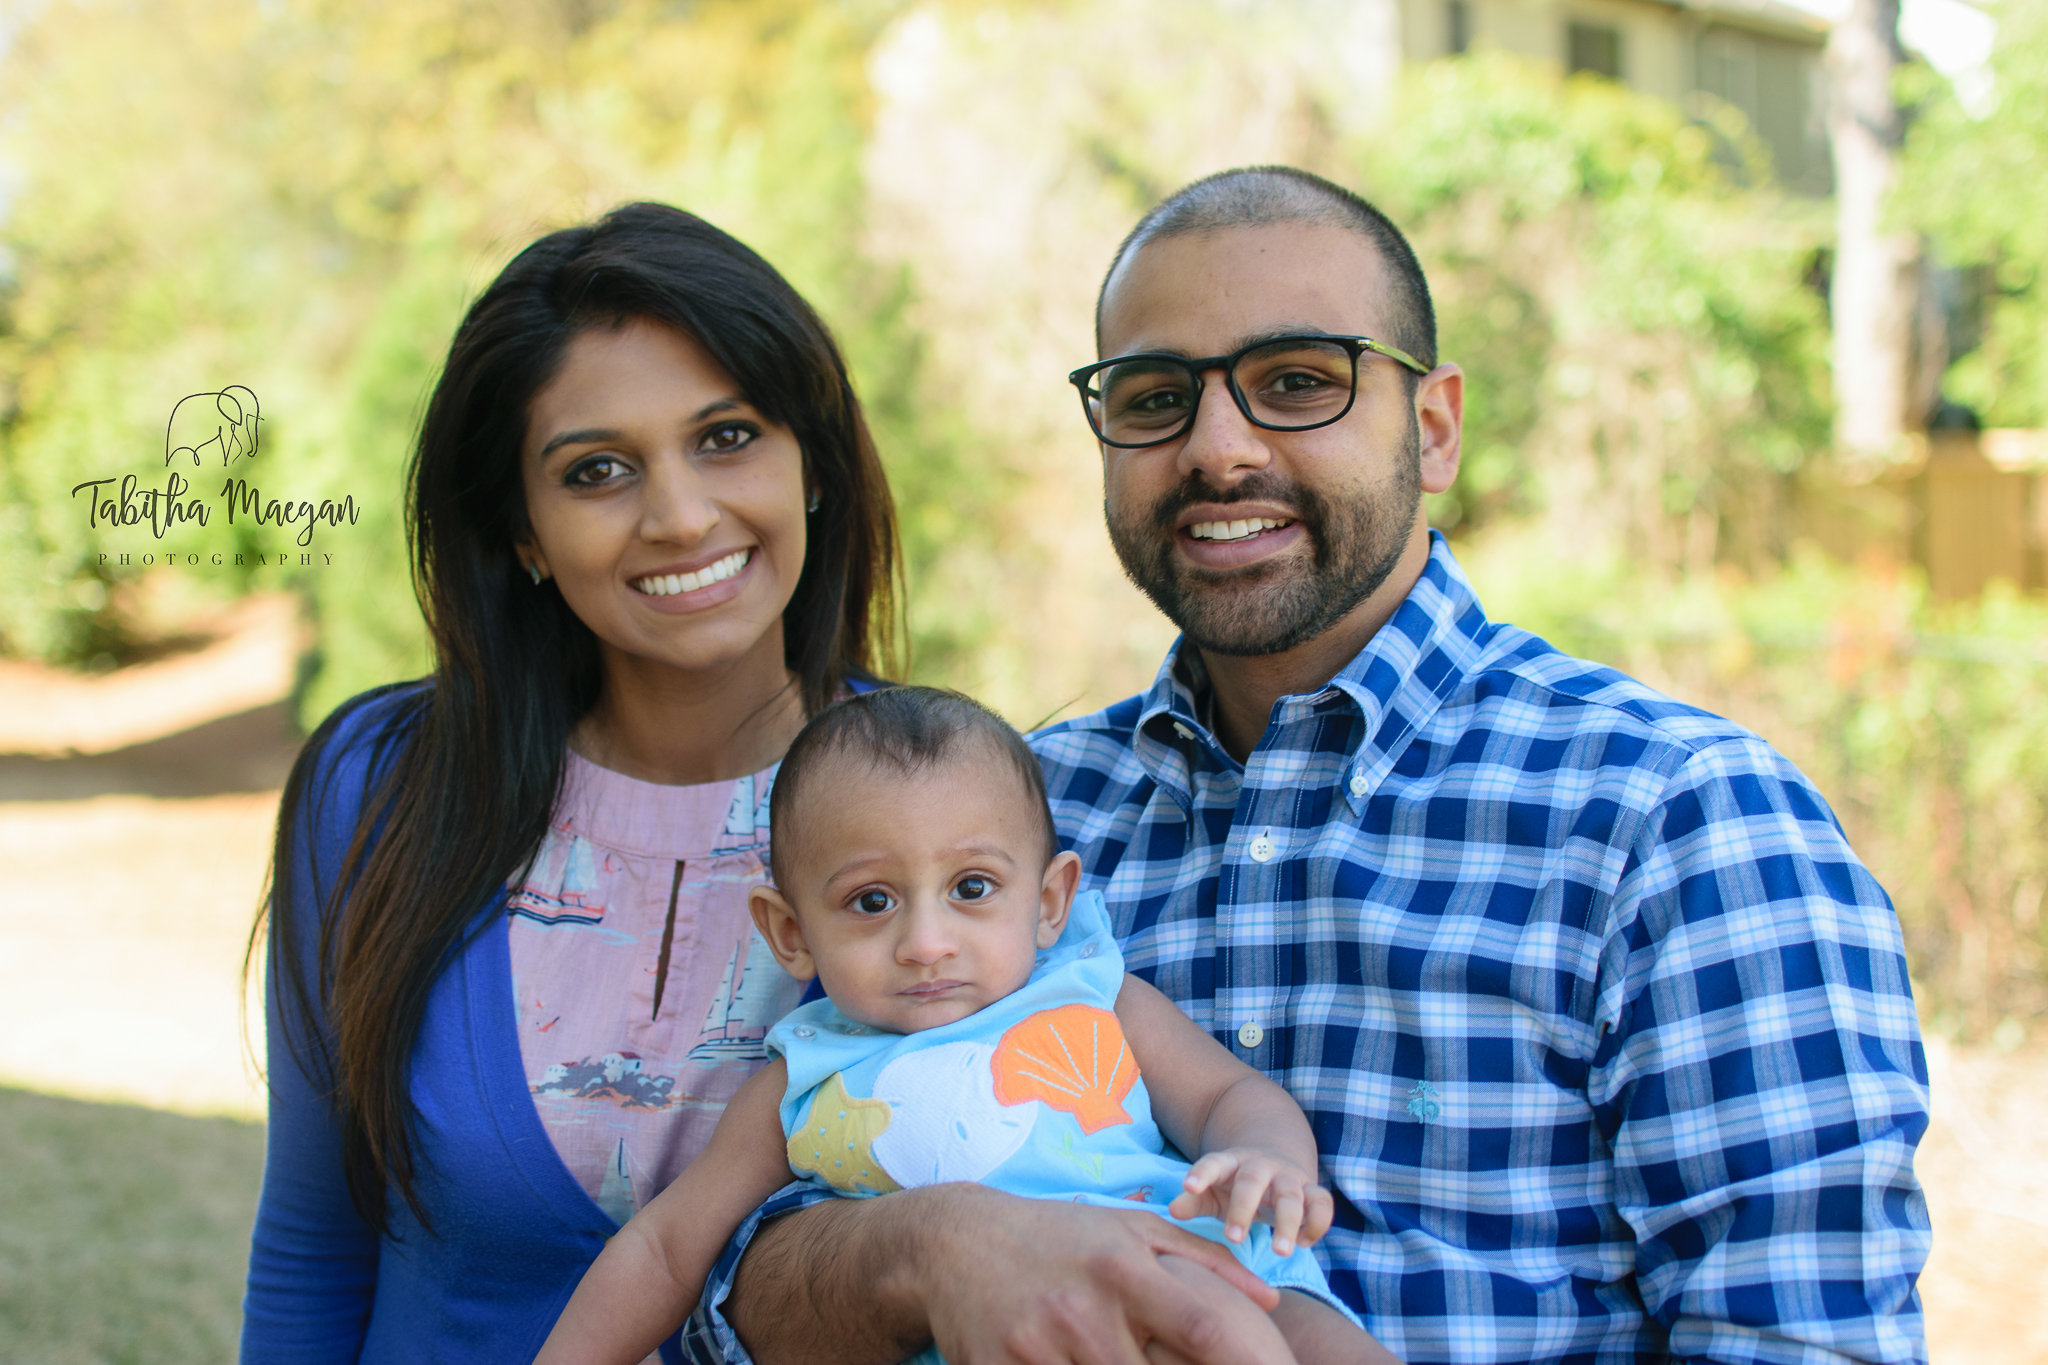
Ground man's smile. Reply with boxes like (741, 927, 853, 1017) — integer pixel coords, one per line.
(1166, 499, 1310, 573)
(1186, 517, 1295, 542)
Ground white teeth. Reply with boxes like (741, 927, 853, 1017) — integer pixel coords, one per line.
(634, 549, 750, 596)
(1188, 517, 1289, 542)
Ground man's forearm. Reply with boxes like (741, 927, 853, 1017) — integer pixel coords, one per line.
(721, 1180, 1291, 1365)
(723, 1189, 936, 1365)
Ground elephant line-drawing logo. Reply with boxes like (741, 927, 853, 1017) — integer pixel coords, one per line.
(164, 386, 261, 468)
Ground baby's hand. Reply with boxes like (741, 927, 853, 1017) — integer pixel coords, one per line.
(1167, 1148, 1333, 1256)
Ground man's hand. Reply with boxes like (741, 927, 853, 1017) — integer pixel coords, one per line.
(730, 1183, 1290, 1365)
(917, 1186, 1282, 1365)
(1166, 1148, 1335, 1256)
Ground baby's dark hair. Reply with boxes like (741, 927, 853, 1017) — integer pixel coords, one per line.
(768, 686, 1058, 888)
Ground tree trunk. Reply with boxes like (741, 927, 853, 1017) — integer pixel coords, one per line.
(1826, 0, 1921, 460)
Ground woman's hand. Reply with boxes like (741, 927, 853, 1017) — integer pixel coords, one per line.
(1166, 1148, 1334, 1256)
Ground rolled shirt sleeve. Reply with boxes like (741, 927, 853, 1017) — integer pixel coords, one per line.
(1594, 736, 1930, 1364)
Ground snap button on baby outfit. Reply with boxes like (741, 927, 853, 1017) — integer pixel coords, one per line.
(792, 1025, 815, 1039)
(1237, 1022, 1265, 1049)
(1080, 942, 1098, 958)
(1248, 832, 1277, 863)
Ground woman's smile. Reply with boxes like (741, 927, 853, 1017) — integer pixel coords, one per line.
(630, 547, 753, 598)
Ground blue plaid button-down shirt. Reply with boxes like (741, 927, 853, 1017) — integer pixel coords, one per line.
(701, 534, 1929, 1365)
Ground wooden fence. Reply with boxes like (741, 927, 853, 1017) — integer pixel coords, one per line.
(1798, 430, 2048, 600)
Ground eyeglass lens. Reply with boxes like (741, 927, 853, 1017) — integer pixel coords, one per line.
(1091, 337, 1356, 444)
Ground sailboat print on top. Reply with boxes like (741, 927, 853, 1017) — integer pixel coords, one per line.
(686, 930, 786, 1064)
(596, 1137, 636, 1223)
(714, 771, 773, 850)
(508, 831, 608, 926)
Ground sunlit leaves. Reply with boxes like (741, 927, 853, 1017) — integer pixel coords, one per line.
(1901, 0, 2048, 425)
(1357, 55, 1831, 559)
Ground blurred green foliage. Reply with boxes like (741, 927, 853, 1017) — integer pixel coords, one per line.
(1902, 0, 2048, 425)
(1358, 57, 1833, 571)
(0, 0, 958, 719)
(0, 4, 2039, 1025)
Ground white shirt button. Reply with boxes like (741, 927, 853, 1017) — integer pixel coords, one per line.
(1237, 1022, 1265, 1049)
(1248, 832, 1277, 863)
(792, 1025, 815, 1039)
(1172, 721, 1197, 741)
(1349, 772, 1369, 797)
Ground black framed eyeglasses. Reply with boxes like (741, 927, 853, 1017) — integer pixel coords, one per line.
(1067, 333, 1430, 449)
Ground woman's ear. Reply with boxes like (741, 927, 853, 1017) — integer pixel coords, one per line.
(1035, 850, 1082, 948)
(749, 885, 816, 980)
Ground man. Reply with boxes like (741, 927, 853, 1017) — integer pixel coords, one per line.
(701, 166, 1930, 1365)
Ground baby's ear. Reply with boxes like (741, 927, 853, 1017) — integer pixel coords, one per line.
(1036, 851, 1082, 948)
(750, 884, 817, 980)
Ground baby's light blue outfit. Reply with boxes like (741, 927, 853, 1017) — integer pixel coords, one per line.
(765, 892, 1359, 1363)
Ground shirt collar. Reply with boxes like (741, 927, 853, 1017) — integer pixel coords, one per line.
(1133, 531, 1500, 804)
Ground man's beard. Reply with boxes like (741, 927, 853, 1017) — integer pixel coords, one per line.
(1105, 422, 1422, 659)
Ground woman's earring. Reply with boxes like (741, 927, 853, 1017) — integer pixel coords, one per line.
(806, 490, 821, 513)
(525, 559, 544, 586)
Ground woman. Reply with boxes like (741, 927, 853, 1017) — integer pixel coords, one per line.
(241, 203, 899, 1363)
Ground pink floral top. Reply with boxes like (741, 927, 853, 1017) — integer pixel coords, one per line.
(506, 750, 805, 1226)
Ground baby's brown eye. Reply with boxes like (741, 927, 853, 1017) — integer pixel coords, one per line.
(954, 876, 991, 902)
(855, 890, 894, 916)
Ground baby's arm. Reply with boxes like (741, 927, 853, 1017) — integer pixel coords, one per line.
(1113, 975, 1333, 1255)
(535, 1058, 794, 1365)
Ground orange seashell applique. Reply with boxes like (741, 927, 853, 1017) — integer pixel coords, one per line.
(990, 1004, 1139, 1134)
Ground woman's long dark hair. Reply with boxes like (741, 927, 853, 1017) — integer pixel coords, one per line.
(251, 203, 901, 1233)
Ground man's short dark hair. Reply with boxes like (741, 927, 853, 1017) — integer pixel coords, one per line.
(767, 685, 1058, 887)
(1096, 165, 1437, 373)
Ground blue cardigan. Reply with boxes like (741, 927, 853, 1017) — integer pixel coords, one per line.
(239, 688, 696, 1363)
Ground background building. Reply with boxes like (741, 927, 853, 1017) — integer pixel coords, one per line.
(1397, 0, 1833, 193)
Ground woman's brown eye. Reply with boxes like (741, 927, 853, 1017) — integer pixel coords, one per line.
(568, 456, 623, 485)
(704, 423, 756, 453)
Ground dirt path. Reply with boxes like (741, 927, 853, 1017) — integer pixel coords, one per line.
(0, 793, 274, 1118)
(1914, 1038, 2048, 1362)
(0, 609, 2042, 1360)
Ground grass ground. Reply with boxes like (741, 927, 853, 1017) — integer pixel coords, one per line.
(0, 1088, 263, 1365)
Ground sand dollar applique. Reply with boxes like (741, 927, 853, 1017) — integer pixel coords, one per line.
(991, 1004, 1138, 1134)
(871, 1041, 1034, 1187)
(787, 1072, 902, 1194)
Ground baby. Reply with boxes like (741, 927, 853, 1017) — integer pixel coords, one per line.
(537, 687, 1390, 1365)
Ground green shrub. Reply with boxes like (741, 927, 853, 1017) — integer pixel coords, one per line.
(1901, 0, 2048, 426)
(0, 0, 958, 724)
(1358, 55, 1834, 574)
